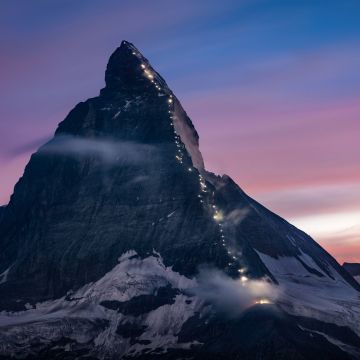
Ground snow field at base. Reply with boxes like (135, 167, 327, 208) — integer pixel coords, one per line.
(0, 251, 204, 358)
(256, 249, 360, 336)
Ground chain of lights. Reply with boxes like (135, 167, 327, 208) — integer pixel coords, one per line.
(134, 57, 275, 302)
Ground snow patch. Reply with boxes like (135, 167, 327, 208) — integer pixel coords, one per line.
(256, 250, 360, 335)
(167, 211, 176, 218)
(0, 266, 11, 284)
(299, 326, 360, 358)
(0, 251, 201, 358)
(112, 110, 121, 119)
(172, 101, 204, 171)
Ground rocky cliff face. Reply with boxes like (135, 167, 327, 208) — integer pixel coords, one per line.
(344, 263, 360, 284)
(0, 41, 359, 360)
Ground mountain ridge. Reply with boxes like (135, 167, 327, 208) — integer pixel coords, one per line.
(0, 40, 359, 359)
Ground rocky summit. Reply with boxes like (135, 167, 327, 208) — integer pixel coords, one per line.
(0, 41, 359, 360)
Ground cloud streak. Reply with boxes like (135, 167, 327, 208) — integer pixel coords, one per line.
(190, 267, 279, 317)
(38, 135, 157, 165)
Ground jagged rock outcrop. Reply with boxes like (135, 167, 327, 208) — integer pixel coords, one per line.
(344, 263, 360, 284)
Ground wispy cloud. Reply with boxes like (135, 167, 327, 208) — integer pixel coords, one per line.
(3, 135, 51, 159)
(39, 135, 157, 165)
(190, 267, 279, 317)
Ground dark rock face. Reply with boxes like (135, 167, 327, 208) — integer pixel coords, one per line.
(100, 285, 179, 316)
(344, 263, 360, 277)
(0, 41, 226, 307)
(0, 41, 359, 359)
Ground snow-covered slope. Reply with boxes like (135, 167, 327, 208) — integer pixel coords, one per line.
(257, 250, 360, 335)
(0, 251, 203, 358)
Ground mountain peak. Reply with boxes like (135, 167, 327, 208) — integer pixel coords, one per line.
(103, 40, 169, 95)
(1, 41, 360, 359)
(56, 40, 205, 169)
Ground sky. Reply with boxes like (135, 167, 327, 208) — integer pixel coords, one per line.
(0, 0, 359, 264)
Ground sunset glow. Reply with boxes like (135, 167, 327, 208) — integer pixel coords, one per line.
(1, 0, 359, 263)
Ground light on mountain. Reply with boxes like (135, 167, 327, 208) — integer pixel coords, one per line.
(140, 64, 146, 69)
(255, 299, 271, 305)
(213, 212, 223, 221)
(168, 98, 173, 104)
(240, 276, 248, 283)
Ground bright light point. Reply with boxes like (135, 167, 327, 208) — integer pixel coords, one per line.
(255, 299, 271, 305)
(140, 64, 146, 69)
(238, 268, 246, 274)
(240, 276, 248, 283)
(213, 210, 223, 221)
(188, 168, 192, 172)
(168, 98, 173, 103)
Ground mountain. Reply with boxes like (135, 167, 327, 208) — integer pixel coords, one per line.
(343, 263, 360, 283)
(0, 40, 359, 360)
